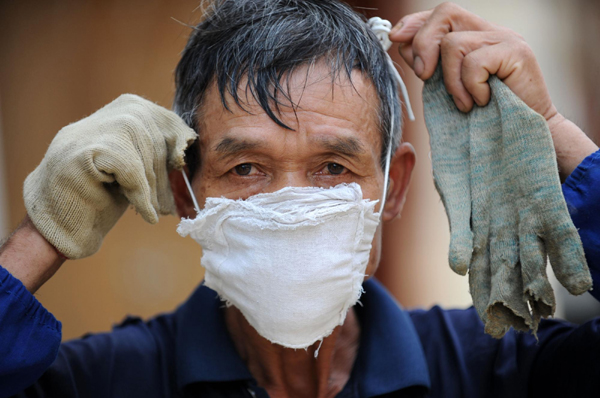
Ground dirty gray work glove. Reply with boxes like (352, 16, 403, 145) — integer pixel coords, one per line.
(24, 94, 197, 259)
(423, 65, 592, 338)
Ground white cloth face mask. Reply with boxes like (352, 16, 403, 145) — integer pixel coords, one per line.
(177, 182, 381, 349)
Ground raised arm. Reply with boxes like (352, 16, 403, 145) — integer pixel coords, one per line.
(0, 94, 196, 396)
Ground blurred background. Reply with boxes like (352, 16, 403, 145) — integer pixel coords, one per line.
(1, 0, 599, 340)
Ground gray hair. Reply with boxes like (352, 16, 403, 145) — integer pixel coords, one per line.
(174, 0, 403, 177)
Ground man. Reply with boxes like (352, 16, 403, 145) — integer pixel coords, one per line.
(0, 1, 599, 397)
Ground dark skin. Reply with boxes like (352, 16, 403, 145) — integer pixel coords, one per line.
(1, 3, 597, 398)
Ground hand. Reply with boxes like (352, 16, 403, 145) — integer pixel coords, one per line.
(390, 3, 553, 119)
(23, 94, 197, 260)
(390, 2, 598, 179)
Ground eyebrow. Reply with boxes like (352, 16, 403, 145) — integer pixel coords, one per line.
(213, 135, 367, 160)
(315, 136, 366, 158)
(214, 137, 266, 159)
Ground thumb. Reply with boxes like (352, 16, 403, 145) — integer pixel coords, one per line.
(93, 142, 160, 224)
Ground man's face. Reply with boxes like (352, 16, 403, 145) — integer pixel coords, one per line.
(188, 63, 391, 277)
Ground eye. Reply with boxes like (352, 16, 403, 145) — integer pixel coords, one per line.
(233, 163, 254, 176)
(326, 163, 346, 175)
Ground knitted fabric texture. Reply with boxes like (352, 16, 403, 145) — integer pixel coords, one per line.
(24, 94, 197, 259)
(423, 65, 592, 338)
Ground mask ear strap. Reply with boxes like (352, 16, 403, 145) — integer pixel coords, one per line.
(181, 169, 201, 214)
(379, 116, 394, 215)
(368, 17, 414, 216)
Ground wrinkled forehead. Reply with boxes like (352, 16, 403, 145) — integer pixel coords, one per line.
(198, 62, 382, 149)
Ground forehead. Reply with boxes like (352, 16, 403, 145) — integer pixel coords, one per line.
(198, 62, 382, 152)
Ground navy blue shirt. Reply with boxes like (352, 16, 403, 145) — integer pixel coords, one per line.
(1, 149, 600, 398)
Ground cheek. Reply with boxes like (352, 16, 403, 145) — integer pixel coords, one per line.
(191, 171, 267, 208)
(190, 175, 211, 209)
(364, 225, 383, 280)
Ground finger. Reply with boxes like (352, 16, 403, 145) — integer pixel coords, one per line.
(440, 31, 475, 112)
(122, 96, 197, 216)
(468, 234, 491, 324)
(120, 170, 160, 225)
(545, 221, 592, 296)
(398, 43, 415, 68)
(518, 222, 554, 331)
(92, 115, 161, 224)
(112, 148, 160, 225)
(422, 66, 473, 275)
(487, 236, 530, 337)
(125, 94, 198, 170)
(158, 112, 198, 170)
(94, 151, 160, 225)
(156, 118, 197, 216)
(389, 10, 432, 44)
(440, 31, 509, 112)
(461, 41, 529, 108)
(411, 2, 496, 80)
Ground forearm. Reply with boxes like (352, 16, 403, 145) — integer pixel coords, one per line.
(0, 216, 65, 293)
(547, 113, 599, 181)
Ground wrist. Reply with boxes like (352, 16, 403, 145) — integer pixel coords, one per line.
(0, 216, 66, 293)
(545, 112, 599, 182)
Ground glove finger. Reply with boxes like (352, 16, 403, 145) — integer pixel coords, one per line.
(124, 94, 198, 170)
(91, 135, 159, 225)
(130, 104, 178, 217)
(151, 110, 197, 215)
(120, 95, 197, 215)
(155, 110, 198, 171)
(424, 65, 473, 275)
(486, 235, 530, 338)
(518, 221, 554, 332)
(468, 233, 491, 327)
(434, 176, 473, 275)
(545, 219, 592, 296)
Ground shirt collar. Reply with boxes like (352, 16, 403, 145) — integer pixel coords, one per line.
(175, 278, 430, 395)
(353, 279, 431, 396)
(175, 281, 252, 388)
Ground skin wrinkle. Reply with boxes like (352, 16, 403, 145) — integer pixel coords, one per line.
(214, 138, 265, 159)
(214, 136, 367, 164)
(313, 136, 366, 158)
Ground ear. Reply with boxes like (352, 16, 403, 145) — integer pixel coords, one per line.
(169, 167, 198, 219)
(382, 142, 416, 222)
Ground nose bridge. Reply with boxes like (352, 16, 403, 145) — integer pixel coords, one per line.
(260, 131, 313, 193)
(265, 169, 312, 194)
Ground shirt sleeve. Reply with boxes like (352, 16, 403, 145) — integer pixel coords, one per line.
(563, 149, 600, 301)
(11, 315, 176, 398)
(410, 150, 600, 398)
(0, 265, 62, 398)
(410, 306, 600, 398)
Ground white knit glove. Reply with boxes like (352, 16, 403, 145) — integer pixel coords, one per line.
(24, 94, 197, 259)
